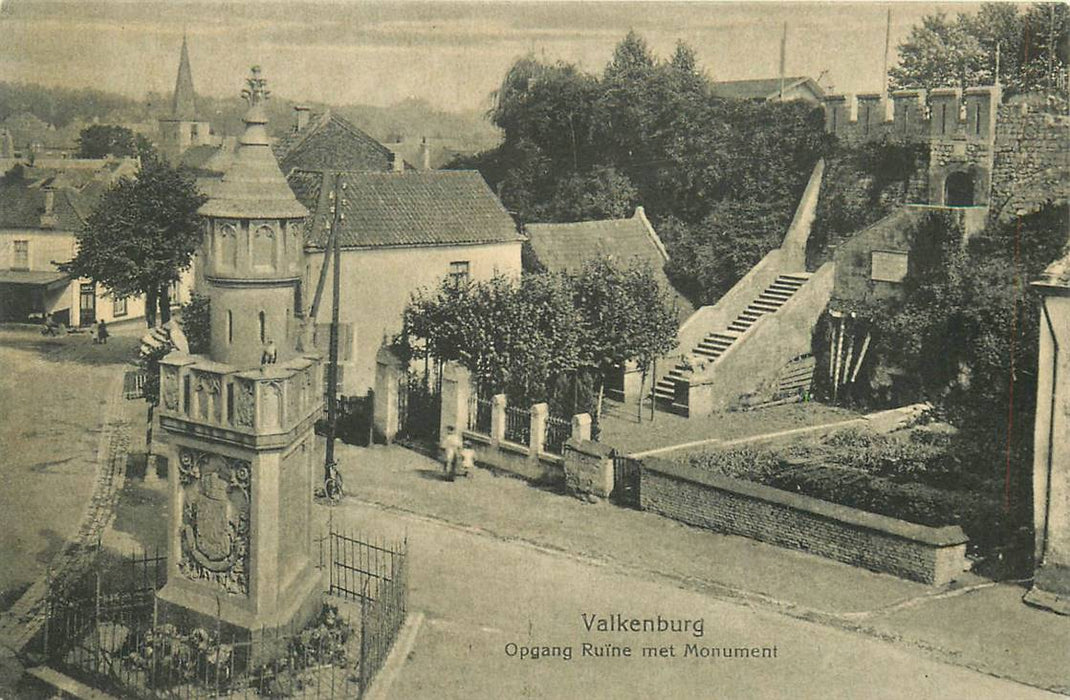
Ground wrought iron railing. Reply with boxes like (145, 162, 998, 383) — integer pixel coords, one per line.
(543, 415, 572, 455)
(504, 405, 531, 446)
(467, 393, 493, 435)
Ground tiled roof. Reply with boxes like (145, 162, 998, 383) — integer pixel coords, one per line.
(526, 209, 692, 318)
(526, 211, 667, 272)
(273, 111, 405, 175)
(289, 169, 521, 249)
(710, 76, 823, 101)
(0, 180, 92, 231)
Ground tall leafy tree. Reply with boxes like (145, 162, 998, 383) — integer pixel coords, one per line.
(570, 257, 679, 424)
(62, 156, 206, 326)
(77, 123, 155, 159)
(890, 3, 1068, 97)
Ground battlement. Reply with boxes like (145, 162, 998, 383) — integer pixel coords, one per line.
(824, 86, 1002, 143)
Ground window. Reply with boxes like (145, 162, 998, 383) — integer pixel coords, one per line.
(12, 240, 28, 270)
(449, 260, 470, 283)
(112, 297, 127, 317)
(259, 311, 266, 344)
(227, 310, 233, 344)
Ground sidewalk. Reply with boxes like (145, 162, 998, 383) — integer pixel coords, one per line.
(333, 443, 1070, 695)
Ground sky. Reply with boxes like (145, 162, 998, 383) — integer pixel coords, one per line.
(0, 0, 1015, 114)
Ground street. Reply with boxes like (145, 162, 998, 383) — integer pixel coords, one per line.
(330, 499, 1062, 700)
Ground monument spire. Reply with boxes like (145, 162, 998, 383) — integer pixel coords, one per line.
(172, 33, 197, 121)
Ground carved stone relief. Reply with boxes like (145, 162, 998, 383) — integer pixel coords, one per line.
(177, 447, 251, 596)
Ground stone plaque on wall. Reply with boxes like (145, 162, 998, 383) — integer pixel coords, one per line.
(871, 251, 909, 283)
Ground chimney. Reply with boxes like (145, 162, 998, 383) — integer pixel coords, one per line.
(419, 136, 431, 172)
(391, 151, 404, 173)
(294, 104, 311, 133)
(40, 187, 57, 229)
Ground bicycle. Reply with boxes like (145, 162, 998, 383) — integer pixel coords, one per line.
(324, 461, 344, 503)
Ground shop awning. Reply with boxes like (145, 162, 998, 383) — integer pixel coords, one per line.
(0, 270, 70, 290)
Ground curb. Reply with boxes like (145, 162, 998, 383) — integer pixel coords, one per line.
(362, 611, 424, 700)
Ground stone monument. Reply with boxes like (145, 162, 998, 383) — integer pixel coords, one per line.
(155, 68, 324, 637)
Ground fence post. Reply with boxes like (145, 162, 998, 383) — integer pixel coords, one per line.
(373, 345, 404, 444)
(529, 403, 548, 455)
(572, 413, 592, 442)
(439, 362, 472, 439)
(490, 394, 507, 445)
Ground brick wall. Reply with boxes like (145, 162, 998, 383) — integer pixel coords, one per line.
(640, 458, 967, 585)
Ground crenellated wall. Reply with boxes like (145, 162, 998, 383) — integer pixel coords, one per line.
(823, 86, 1069, 217)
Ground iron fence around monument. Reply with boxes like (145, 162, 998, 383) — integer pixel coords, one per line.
(37, 529, 409, 699)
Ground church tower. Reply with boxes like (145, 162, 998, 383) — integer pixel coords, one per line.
(155, 68, 323, 644)
(158, 34, 213, 163)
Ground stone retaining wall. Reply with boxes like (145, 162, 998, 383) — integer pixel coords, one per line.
(640, 458, 967, 585)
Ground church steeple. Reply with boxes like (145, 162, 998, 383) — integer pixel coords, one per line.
(172, 33, 197, 121)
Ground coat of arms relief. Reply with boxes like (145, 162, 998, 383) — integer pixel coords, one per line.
(177, 447, 251, 595)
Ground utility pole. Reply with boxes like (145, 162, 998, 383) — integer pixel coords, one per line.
(882, 9, 892, 95)
(778, 22, 787, 100)
(324, 171, 345, 492)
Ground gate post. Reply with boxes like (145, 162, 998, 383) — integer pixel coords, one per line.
(571, 413, 592, 442)
(529, 403, 548, 455)
(439, 362, 472, 440)
(373, 345, 404, 443)
(490, 394, 507, 445)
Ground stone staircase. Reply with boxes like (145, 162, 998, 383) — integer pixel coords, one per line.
(654, 273, 812, 404)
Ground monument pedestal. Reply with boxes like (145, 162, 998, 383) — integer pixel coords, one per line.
(155, 354, 325, 658)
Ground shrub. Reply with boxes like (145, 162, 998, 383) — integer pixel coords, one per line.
(179, 292, 211, 354)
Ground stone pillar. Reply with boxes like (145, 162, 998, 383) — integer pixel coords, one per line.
(490, 394, 507, 444)
(1025, 289, 1070, 615)
(440, 362, 472, 440)
(373, 345, 403, 443)
(530, 403, 548, 454)
(856, 93, 886, 137)
(571, 413, 591, 443)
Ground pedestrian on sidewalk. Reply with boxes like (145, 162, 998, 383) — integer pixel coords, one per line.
(95, 318, 109, 344)
(440, 425, 463, 481)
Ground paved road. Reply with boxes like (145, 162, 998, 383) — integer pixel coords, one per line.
(326, 502, 1061, 700)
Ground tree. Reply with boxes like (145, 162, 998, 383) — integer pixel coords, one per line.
(890, 3, 1068, 98)
(179, 292, 211, 354)
(78, 123, 155, 159)
(62, 156, 206, 327)
(569, 257, 679, 426)
(400, 258, 678, 426)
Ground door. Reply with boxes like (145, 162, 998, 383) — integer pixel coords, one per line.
(79, 283, 96, 326)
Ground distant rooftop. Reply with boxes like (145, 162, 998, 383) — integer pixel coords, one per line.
(710, 76, 824, 103)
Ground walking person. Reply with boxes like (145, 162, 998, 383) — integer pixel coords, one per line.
(95, 318, 109, 344)
(440, 425, 463, 481)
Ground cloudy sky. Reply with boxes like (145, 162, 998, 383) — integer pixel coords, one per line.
(0, 1, 1005, 113)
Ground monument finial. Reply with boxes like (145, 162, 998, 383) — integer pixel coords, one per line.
(241, 66, 271, 107)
